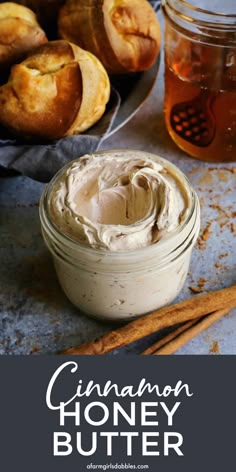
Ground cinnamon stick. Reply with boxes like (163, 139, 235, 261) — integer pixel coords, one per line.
(142, 306, 231, 355)
(141, 319, 198, 355)
(61, 284, 236, 355)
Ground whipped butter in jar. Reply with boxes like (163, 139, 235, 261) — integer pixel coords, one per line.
(39, 150, 200, 321)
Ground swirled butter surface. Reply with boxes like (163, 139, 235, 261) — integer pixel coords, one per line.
(49, 151, 189, 251)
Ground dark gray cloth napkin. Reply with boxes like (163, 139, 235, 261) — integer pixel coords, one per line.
(149, 0, 161, 12)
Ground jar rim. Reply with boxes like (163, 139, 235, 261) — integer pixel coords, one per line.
(162, 0, 236, 29)
(39, 149, 199, 261)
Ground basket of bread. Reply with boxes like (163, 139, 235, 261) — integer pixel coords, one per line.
(0, 0, 161, 181)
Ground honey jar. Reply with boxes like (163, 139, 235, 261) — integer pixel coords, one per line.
(162, 0, 236, 162)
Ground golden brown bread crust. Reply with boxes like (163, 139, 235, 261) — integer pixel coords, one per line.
(0, 40, 110, 140)
(0, 2, 47, 69)
(58, 0, 161, 74)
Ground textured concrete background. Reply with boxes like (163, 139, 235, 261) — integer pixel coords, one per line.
(0, 22, 235, 355)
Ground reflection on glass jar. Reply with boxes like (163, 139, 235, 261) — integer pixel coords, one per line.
(161, 0, 236, 162)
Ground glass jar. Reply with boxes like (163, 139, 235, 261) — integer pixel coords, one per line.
(39, 150, 200, 322)
(161, 0, 236, 162)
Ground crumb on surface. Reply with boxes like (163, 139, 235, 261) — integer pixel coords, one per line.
(197, 237, 206, 250)
(230, 223, 236, 233)
(209, 204, 222, 210)
(215, 262, 222, 269)
(209, 340, 220, 354)
(219, 252, 228, 259)
(189, 285, 203, 294)
(189, 277, 207, 294)
(198, 277, 206, 287)
(202, 222, 212, 241)
(30, 346, 40, 354)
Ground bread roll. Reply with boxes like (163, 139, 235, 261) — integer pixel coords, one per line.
(0, 40, 110, 140)
(58, 0, 161, 74)
(0, 2, 47, 69)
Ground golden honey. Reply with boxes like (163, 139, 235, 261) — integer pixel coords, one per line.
(162, 0, 236, 162)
